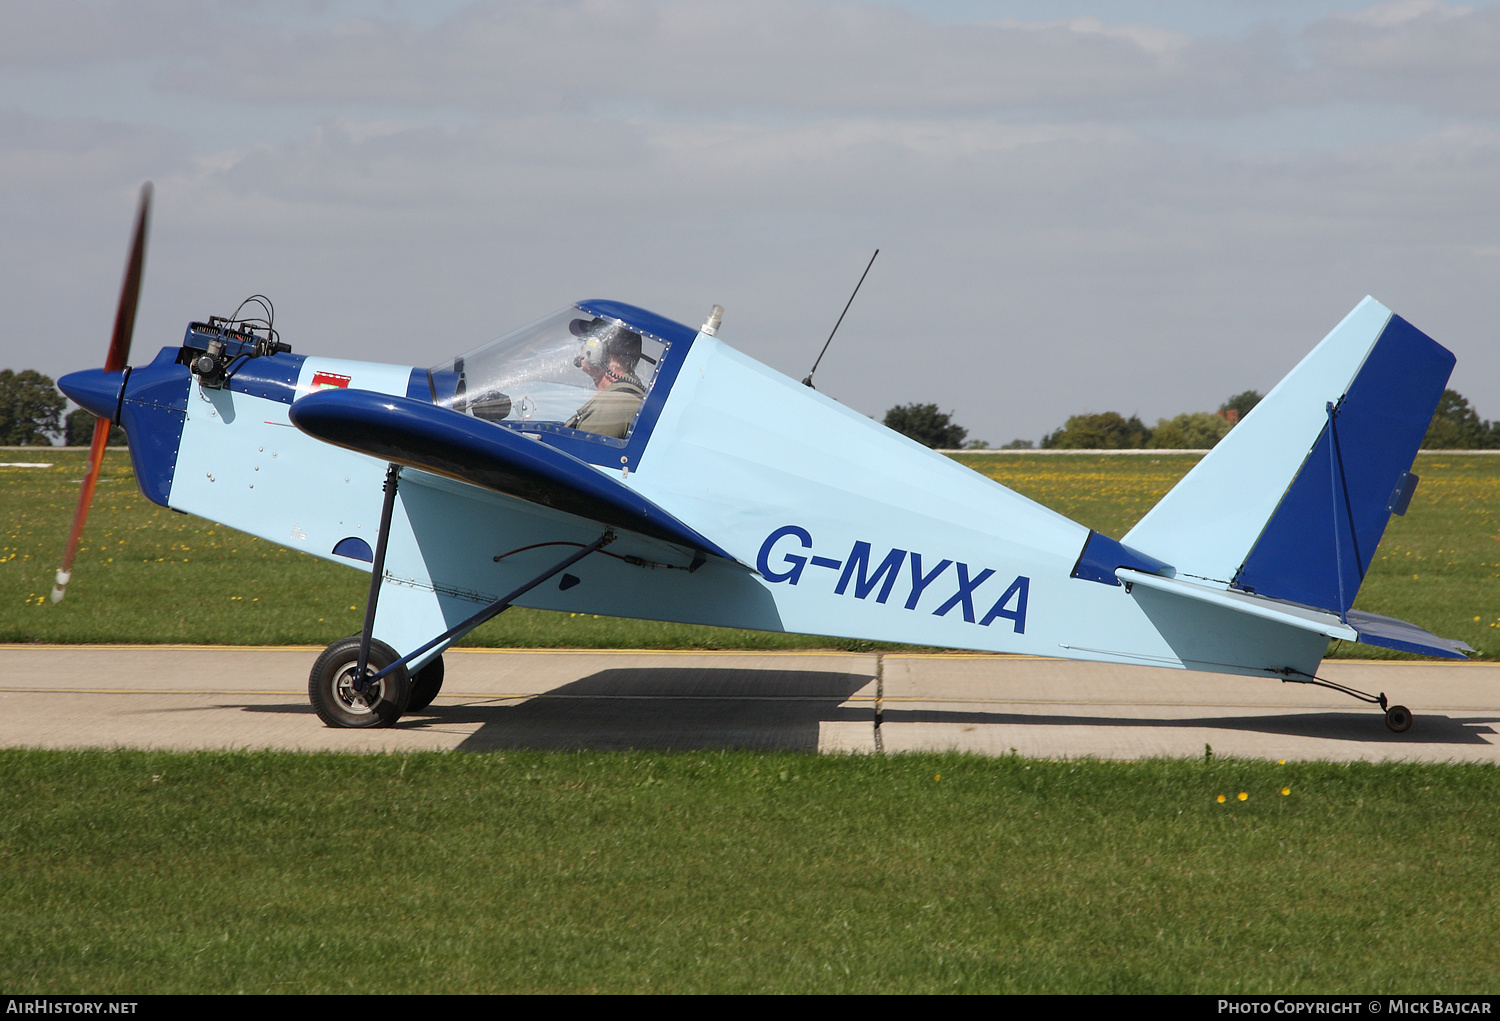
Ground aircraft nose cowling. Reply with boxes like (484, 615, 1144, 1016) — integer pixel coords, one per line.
(58, 368, 127, 422)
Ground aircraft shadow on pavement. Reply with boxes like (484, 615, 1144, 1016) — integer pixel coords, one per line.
(879, 708, 1499, 745)
(236, 669, 1496, 750)
(414, 667, 874, 753)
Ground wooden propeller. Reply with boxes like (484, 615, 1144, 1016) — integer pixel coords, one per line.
(52, 182, 152, 603)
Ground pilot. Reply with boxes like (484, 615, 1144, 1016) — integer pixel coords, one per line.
(564, 318, 647, 439)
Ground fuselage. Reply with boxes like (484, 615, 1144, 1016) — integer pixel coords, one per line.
(73, 296, 1448, 683)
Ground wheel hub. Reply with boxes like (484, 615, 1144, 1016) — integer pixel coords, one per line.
(333, 665, 380, 714)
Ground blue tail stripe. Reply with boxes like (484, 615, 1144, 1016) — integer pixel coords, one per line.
(1233, 315, 1454, 612)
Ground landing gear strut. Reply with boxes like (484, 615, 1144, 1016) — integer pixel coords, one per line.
(1270, 667, 1415, 734)
(308, 461, 617, 729)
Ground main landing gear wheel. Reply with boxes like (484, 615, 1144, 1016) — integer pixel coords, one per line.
(1385, 704, 1413, 733)
(309, 636, 411, 729)
(405, 654, 446, 714)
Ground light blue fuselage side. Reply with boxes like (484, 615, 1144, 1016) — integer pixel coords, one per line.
(152, 326, 1337, 682)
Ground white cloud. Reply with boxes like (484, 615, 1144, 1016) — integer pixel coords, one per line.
(1338, 0, 1471, 28)
(0, 109, 186, 194)
(1308, 1, 1500, 113)
(8, 1, 1497, 123)
(2, 0, 1499, 444)
(127, 1, 1277, 119)
(0, 1, 223, 66)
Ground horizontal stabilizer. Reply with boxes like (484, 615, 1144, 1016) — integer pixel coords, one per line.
(289, 388, 737, 561)
(1117, 568, 1356, 641)
(1344, 609, 1472, 659)
(1117, 568, 1469, 659)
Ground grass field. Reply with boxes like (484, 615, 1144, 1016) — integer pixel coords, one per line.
(4, 452, 1499, 994)
(3, 449, 1496, 657)
(2, 748, 1497, 994)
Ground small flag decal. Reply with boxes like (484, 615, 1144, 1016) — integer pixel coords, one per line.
(310, 371, 351, 391)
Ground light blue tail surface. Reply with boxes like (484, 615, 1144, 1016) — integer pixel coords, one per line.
(1124, 297, 1467, 658)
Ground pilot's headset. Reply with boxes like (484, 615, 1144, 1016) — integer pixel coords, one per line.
(570, 318, 642, 378)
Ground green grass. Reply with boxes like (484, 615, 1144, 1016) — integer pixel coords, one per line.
(3, 449, 1497, 656)
(5, 453, 1499, 995)
(1, 748, 1496, 994)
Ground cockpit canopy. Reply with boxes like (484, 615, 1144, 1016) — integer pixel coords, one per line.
(428, 303, 668, 442)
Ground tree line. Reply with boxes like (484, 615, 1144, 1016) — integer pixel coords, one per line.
(884, 389, 1500, 451)
(1036, 390, 1263, 450)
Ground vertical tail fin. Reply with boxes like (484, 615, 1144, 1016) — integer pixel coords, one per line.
(1124, 297, 1454, 623)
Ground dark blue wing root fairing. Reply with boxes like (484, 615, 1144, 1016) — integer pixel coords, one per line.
(1071, 531, 1173, 586)
(289, 388, 735, 560)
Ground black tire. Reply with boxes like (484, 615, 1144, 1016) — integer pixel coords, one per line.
(1385, 704, 1413, 733)
(406, 654, 446, 713)
(308, 636, 411, 729)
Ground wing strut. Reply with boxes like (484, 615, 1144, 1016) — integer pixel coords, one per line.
(353, 462, 616, 692)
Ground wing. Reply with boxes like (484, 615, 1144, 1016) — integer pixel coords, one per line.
(288, 387, 739, 563)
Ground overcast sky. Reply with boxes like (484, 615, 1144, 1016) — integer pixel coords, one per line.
(3, 0, 1496, 445)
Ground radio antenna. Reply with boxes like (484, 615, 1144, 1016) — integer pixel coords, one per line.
(802, 248, 878, 389)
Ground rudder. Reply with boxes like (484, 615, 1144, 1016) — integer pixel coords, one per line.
(1232, 314, 1453, 614)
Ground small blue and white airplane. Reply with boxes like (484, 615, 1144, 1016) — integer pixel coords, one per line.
(58, 185, 1469, 731)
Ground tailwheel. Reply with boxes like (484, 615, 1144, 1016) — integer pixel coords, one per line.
(309, 636, 411, 729)
(406, 654, 446, 714)
(1385, 704, 1413, 734)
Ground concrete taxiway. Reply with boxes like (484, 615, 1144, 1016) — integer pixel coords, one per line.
(1, 645, 1497, 761)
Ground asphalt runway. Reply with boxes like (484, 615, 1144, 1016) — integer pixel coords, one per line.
(2, 645, 1498, 762)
